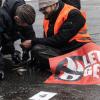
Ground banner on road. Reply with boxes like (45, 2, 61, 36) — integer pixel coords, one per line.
(45, 43, 100, 85)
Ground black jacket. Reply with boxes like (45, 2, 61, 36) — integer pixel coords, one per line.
(0, 0, 35, 43)
(3, 0, 25, 18)
(32, 2, 86, 53)
(62, 0, 81, 9)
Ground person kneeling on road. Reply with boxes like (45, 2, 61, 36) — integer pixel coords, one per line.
(21, 0, 92, 71)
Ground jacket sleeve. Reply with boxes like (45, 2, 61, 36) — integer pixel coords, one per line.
(32, 9, 86, 48)
(3, 0, 25, 15)
(18, 25, 36, 42)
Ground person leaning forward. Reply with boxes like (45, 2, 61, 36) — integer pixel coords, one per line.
(0, 0, 36, 80)
(22, 0, 92, 70)
(0, 0, 36, 65)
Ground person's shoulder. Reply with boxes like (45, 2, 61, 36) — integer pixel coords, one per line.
(69, 8, 81, 16)
(0, 8, 12, 29)
(3, 0, 25, 6)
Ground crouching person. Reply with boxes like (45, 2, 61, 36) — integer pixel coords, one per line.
(21, 0, 92, 71)
(0, 0, 36, 66)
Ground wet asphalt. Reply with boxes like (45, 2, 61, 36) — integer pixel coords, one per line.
(0, 0, 100, 100)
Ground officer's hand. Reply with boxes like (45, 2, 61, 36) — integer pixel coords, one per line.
(21, 40, 32, 48)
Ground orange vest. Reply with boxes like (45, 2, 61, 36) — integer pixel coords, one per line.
(43, 4, 92, 43)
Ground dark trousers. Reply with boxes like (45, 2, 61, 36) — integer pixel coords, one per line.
(31, 44, 62, 70)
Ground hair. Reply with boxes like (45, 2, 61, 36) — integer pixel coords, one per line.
(15, 4, 36, 25)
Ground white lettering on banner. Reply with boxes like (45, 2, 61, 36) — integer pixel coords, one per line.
(83, 55, 90, 67)
(84, 66, 92, 77)
(83, 51, 100, 78)
(88, 51, 99, 65)
(84, 64, 100, 78)
(60, 72, 81, 81)
(59, 50, 100, 81)
(83, 51, 100, 67)
(82, 51, 100, 78)
(59, 57, 83, 81)
(95, 51, 100, 62)
(93, 64, 100, 78)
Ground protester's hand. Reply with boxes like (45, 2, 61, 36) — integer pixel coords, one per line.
(21, 40, 32, 48)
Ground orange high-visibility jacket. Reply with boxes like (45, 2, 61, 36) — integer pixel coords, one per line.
(43, 4, 91, 43)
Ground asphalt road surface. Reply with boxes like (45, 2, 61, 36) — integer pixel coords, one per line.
(0, 0, 100, 100)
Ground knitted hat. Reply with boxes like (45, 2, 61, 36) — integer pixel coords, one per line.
(39, 0, 59, 10)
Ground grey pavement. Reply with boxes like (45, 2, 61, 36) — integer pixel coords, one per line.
(0, 0, 100, 100)
(81, 0, 100, 44)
